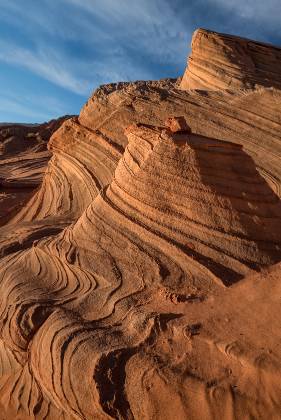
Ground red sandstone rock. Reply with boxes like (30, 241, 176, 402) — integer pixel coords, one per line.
(165, 116, 191, 133)
(180, 28, 281, 91)
(0, 29, 281, 420)
(0, 116, 72, 225)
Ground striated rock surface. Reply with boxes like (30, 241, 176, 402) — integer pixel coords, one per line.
(13, 79, 281, 229)
(0, 29, 281, 419)
(0, 116, 73, 225)
(180, 28, 281, 90)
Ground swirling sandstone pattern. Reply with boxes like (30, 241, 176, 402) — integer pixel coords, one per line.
(0, 117, 72, 225)
(0, 30, 281, 419)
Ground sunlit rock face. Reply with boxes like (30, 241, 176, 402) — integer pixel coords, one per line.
(0, 30, 281, 420)
(180, 28, 281, 90)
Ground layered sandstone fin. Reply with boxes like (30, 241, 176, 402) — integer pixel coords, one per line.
(180, 28, 281, 90)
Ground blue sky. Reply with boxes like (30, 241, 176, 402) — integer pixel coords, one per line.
(0, 0, 280, 123)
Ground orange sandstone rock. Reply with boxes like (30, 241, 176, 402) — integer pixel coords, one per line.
(0, 29, 281, 420)
(180, 28, 281, 91)
(165, 116, 191, 133)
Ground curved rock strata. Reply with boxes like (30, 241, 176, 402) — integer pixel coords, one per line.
(0, 116, 72, 225)
(10, 118, 121, 224)
(10, 79, 281, 229)
(0, 121, 281, 418)
(180, 28, 281, 90)
(0, 28, 281, 419)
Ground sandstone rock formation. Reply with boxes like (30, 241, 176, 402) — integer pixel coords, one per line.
(165, 116, 192, 132)
(180, 28, 281, 90)
(0, 117, 73, 225)
(0, 30, 281, 419)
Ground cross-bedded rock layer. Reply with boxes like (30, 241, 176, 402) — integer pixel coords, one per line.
(0, 116, 73, 225)
(0, 30, 281, 419)
(180, 28, 281, 90)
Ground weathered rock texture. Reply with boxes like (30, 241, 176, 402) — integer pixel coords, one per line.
(180, 28, 281, 90)
(0, 30, 281, 419)
(0, 116, 73, 225)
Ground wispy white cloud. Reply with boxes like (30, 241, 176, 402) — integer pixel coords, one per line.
(63, 0, 190, 62)
(0, 0, 190, 96)
(208, 0, 279, 24)
(0, 41, 91, 95)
